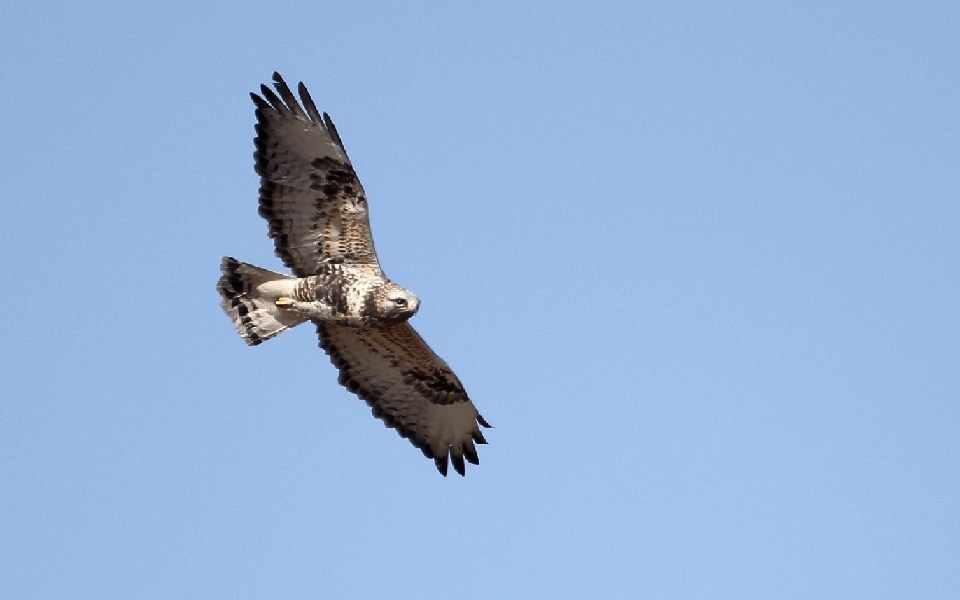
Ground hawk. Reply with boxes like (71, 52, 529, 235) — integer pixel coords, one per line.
(216, 73, 490, 476)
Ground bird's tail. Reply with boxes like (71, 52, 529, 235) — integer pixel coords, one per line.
(216, 256, 307, 346)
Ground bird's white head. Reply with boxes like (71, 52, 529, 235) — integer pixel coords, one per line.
(364, 281, 420, 321)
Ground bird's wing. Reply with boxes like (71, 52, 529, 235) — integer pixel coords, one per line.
(317, 321, 491, 476)
(252, 72, 378, 276)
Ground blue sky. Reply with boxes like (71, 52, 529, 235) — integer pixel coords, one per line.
(1, 2, 958, 598)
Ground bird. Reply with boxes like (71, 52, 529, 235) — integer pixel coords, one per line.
(216, 73, 490, 476)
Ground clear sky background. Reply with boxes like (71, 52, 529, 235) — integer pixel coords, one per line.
(1, 2, 958, 598)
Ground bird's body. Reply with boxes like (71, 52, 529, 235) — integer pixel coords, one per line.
(224, 260, 417, 324)
(216, 73, 489, 476)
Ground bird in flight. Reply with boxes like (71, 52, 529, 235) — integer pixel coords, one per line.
(217, 73, 490, 476)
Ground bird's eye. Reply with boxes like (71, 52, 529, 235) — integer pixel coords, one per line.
(393, 298, 407, 307)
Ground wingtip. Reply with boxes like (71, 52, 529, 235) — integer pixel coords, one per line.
(260, 84, 280, 105)
(464, 441, 480, 466)
(451, 452, 466, 477)
(434, 455, 449, 477)
(297, 81, 323, 124)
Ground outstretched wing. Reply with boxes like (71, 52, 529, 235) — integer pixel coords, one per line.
(317, 322, 491, 476)
(252, 72, 378, 276)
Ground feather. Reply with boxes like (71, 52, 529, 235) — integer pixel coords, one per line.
(271, 72, 307, 120)
(298, 81, 323, 124)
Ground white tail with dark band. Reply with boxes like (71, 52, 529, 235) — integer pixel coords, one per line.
(216, 257, 306, 345)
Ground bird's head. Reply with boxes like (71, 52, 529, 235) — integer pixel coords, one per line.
(365, 281, 420, 321)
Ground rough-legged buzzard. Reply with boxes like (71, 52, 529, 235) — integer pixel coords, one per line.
(217, 73, 490, 476)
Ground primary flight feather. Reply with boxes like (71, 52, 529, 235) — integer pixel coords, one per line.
(217, 73, 490, 476)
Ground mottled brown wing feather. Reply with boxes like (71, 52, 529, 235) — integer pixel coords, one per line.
(317, 321, 491, 476)
(252, 72, 379, 276)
